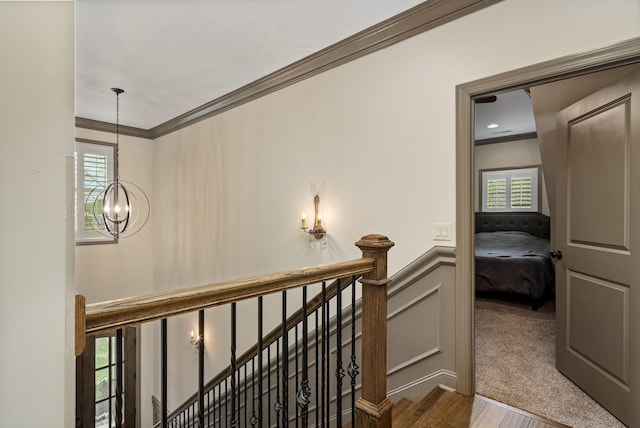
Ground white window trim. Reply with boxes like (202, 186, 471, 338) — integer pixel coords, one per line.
(75, 140, 117, 244)
(481, 166, 539, 212)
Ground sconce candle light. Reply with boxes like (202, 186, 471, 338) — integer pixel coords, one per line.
(190, 330, 202, 348)
(300, 194, 326, 239)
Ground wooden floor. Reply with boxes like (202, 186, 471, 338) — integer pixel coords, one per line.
(389, 387, 569, 428)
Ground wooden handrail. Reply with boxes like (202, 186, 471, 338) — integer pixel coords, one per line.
(76, 258, 375, 353)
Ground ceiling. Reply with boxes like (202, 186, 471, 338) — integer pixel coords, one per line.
(474, 64, 640, 143)
(76, 0, 425, 130)
(474, 90, 537, 141)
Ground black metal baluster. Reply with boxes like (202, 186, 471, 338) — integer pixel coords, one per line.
(115, 328, 123, 428)
(198, 310, 205, 428)
(238, 369, 242, 426)
(268, 344, 272, 428)
(244, 364, 248, 426)
(257, 296, 263, 426)
(321, 282, 326, 428)
(215, 385, 219, 427)
(224, 378, 228, 426)
(295, 323, 299, 428)
(297, 286, 311, 426)
(251, 358, 258, 426)
(230, 303, 237, 427)
(275, 338, 281, 428)
(281, 291, 289, 427)
(162, 319, 168, 428)
(349, 276, 360, 427)
(325, 284, 331, 428)
(207, 388, 211, 427)
(336, 279, 345, 427)
(315, 310, 320, 428)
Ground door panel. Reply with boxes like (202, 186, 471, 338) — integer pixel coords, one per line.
(556, 69, 640, 427)
(567, 272, 629, 383)
(568, 99, 629, 249)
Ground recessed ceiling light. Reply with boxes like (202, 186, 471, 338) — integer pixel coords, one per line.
(487, 123, 499, 129)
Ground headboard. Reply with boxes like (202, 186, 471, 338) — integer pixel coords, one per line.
(475, 212, 550, 240)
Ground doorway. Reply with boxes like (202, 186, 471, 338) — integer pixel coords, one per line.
(472, 83, 633, 426)
(455, 39, 640, 423)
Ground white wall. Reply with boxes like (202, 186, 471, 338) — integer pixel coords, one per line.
(0, 2, 75, 426)
(475, 138, 550, 215)
(75, 128, 155, 427)
(150, 0, 639, 405)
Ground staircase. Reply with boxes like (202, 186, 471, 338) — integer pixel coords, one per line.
(348, 387, 569, 428)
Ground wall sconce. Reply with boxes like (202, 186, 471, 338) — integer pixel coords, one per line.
(190, 330, 202, 348)
(300, 194, 326, 239)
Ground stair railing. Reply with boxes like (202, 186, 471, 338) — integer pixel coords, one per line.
(165, 274, 359, 427)
(75, 234, 394, 428)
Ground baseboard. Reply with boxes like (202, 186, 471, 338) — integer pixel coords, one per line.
(388, 369, 457, 403)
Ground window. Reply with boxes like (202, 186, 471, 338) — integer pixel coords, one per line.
(76, 329, 137, 427)
(76, 140, 116, 243)
(481, 167, 539, 212)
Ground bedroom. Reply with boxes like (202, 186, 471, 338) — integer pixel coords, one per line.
(472, 64, 640, 427)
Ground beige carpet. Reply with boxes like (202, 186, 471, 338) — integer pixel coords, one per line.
(475, 297, 626, 428)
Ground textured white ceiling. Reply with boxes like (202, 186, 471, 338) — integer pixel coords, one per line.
(76, 0, 425, 129)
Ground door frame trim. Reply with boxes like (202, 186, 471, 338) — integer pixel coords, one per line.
(454, 36, 640, 395)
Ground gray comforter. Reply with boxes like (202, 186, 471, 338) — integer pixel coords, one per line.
(475, 231, 554, 304)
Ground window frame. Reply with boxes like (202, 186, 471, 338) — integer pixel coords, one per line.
(75, 139, 117, 245)
(480, 166, 541, 212)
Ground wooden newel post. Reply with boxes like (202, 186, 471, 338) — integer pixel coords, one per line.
(355, 234, 395, 428)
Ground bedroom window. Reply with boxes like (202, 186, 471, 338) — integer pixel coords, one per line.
(481, 167, 539, 212)
(75, 140, 116, 244)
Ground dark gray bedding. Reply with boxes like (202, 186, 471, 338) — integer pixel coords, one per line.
(475, 231, 554, 303)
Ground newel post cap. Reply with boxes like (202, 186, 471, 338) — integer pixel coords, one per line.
(355, 234, 395, 252)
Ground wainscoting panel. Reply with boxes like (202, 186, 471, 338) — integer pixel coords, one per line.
(385, 247, 456, 402)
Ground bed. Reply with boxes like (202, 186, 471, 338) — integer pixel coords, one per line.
(474, 212, 555, 309)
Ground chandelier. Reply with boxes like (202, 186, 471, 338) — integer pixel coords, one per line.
(85, 88, 150, 239)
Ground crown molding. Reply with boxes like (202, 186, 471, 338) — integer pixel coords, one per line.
(76, 117, 152, 139)
(75, 0, 499, 139)
(148, 0, 501, 138)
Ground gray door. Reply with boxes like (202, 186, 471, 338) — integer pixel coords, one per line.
(555, 69, 640, 427)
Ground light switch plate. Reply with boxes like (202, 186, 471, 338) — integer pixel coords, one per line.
(433, 222, 452, 241)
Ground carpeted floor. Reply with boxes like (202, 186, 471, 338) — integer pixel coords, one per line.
(475, 297, 626, 428)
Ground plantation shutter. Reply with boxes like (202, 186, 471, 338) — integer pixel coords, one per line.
(83, 153, 108, 231)
(482, 167, 539, 212)
(486, 178, 507, 209)
(510, 176, 533, 209)
(76, 141, 115, 242)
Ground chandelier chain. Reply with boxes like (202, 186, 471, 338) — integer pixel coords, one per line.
(112, 87, 124, 181)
